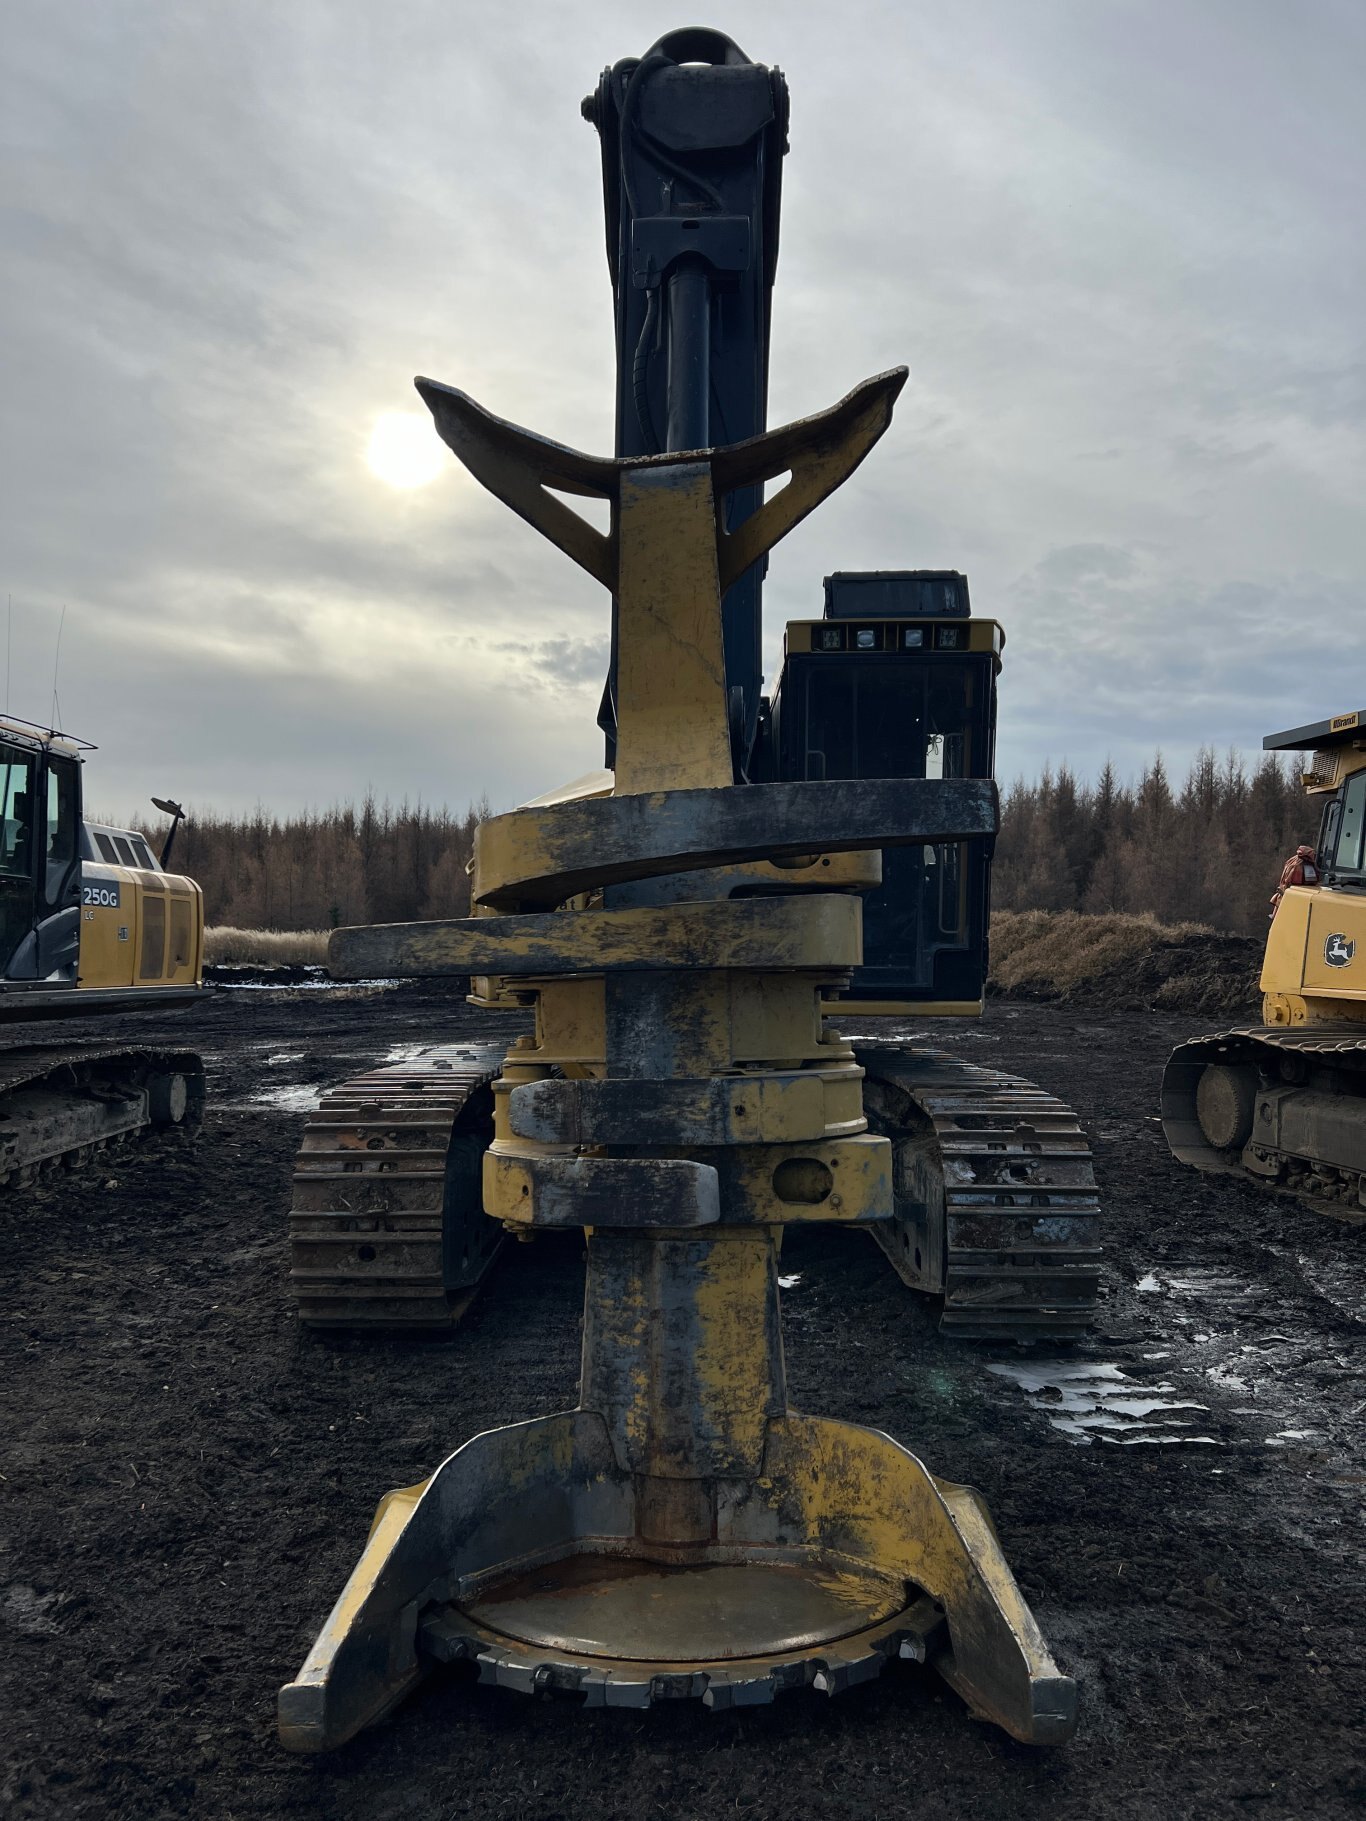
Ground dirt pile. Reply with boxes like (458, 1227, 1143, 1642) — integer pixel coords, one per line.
(990, 910, 1263, 1017)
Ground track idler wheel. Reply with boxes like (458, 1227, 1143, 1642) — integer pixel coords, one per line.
(1194, 1063, 1256, 1152)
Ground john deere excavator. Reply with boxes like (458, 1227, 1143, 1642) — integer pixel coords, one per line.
(1162, 708, 1366, 1219)
(0, 713, 205, 1185)
(288, 28, 1101, 1345)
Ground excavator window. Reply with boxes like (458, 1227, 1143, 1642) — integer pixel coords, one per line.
(46, 759, 77, 865)
(0, 755, 35, 878)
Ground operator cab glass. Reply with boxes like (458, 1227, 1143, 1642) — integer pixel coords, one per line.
(1320, 771, 1366, 887)
(769, 571, 1000, 1007)
(1263, 711, 1366, 895)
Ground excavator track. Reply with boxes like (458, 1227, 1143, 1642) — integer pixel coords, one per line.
(1162, 1026, 1366, 1223)
(289, 1042, 508, 1330)
(855, 1044, 1101, 1341)
(0, 1043, 204, 1187)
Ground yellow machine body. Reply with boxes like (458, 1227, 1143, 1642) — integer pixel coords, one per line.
(0, 717, 205, 1183)
(1162, 712, 1366, 1217)
(78, 823, 203, 991)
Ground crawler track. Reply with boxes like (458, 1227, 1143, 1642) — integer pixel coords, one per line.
(856, 1044, 1101, 1341)
(1162, 1026, 1366, 1222)
(0, 1043, 204, 1186)
(289, 1043, 507, 1329)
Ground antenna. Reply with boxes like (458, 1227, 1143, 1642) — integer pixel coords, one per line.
(5, 595, 10, 714)
(51, 604, 65, 732)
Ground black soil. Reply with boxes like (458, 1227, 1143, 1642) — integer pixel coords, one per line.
(3, 984, 1364, 1820)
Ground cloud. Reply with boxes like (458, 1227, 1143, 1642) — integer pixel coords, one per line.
(2, 0, 1363, 818)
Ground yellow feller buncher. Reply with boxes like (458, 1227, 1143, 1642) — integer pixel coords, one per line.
(279, 32, 1081, 1752)
(0, 715, 205, 1182)
(288, 31, 1100, 1344)
(1163, 708, 1366, 1219)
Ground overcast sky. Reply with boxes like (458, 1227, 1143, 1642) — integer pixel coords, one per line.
(3, 0, 1363, 819)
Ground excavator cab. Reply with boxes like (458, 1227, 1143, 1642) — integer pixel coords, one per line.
(0, 720, 84, 988)
(768, 570, 1000, 1010)
(0, 714, 205, 1021)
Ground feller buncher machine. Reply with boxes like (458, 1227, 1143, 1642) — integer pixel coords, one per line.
(1163, 708, 1366, 1218)
(279, 31, 1092, 1752)
(289, 28, 1101, 1344)
(0, 715, 205, 1183)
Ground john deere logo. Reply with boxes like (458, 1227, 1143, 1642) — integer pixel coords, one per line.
(1324, 933, 1356, 968)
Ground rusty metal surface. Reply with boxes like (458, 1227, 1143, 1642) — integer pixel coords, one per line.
(858, 1045, 1101, 1341)
(1162, 1026, 1366, 1222)
(330, 892, 862, 980)
(421, 1592, 946, 1710)
(472, 776, 997, 911)
(461, 1554, 907, 1659)
(289, 1043, 505, 1328)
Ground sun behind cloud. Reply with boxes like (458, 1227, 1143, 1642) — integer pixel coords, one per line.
(366, 410, 446, 489)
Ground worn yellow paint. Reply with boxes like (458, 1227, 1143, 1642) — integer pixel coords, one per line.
(717, 1133, 892, 1225)
(1262, 885, 1366, 1011)
(614, 465, 733, 796)
(685, 1232, 781, 1478)
(329, 893, 863, 981)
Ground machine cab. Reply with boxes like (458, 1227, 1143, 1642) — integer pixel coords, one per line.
(0, 714, 203, 1014)
(768, 571, 1001, 1012)
(0, 717, 85, 986)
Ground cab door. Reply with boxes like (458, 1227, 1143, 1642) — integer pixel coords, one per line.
(0, 745, 38, 975)
(37, 753, 81, 978)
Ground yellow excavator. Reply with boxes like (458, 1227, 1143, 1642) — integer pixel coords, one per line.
(0, 714, 205, 1184)
(1162, 708, 1366, 1219)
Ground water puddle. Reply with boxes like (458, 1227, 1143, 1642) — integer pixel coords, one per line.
(247, 1083, 323, 1114)
(217, 978, 401, 992)
(986, 1358, 1222, 1446)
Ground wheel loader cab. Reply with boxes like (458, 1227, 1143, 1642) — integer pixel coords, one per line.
(0, 714, 204, 1018)
(1261, 709, 1366, 1026)
(768, 571, 1001, 1012)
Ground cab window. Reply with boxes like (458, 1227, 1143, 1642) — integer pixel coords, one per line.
(46, 757, 78, 865)
(0, 752, 35, 877)
(1331, 772, 1366, 880)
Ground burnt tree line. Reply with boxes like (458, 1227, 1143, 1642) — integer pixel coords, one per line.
(992, 748, 1314, 936)
(131, 796, 487, 932)
(121, 748, 1312, 938)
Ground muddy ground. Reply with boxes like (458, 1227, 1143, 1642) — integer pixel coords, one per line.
(3, 982, 1363, 1821)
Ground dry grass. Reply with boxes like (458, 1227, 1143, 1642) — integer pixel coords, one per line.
(204, 927, 330, 967)
(989, 909, 1213, 996)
